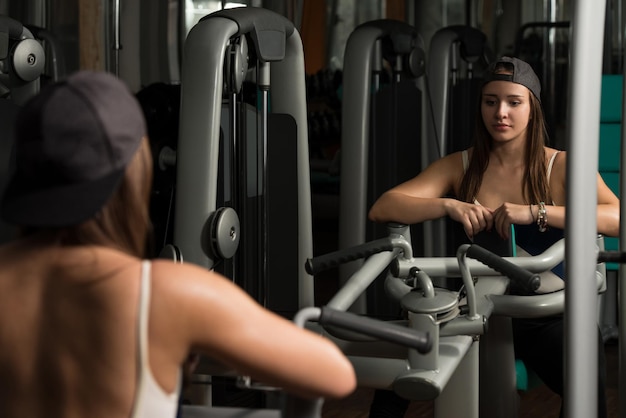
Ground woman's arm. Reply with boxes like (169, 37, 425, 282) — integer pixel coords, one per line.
(525, 175, 618, 236)
(368, 152, 494, 238)
(155, 261, 356, 400)
(492, 150, 619, 238)
(596, 172, 620, 237)
(490, 202, 565, 239)
(547, 151, 619, 236)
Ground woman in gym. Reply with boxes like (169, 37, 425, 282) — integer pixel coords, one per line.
(367, 56, 618, 418)
(0, 71, 356, 418)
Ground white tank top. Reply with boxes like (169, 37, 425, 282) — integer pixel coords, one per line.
(130, 260, 181, 418)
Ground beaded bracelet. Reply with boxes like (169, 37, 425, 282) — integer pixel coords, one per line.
(537, 201, 548, 232)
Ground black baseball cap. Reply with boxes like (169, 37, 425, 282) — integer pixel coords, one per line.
(1, 71, 146, 227)
(483, 56, 542, 102)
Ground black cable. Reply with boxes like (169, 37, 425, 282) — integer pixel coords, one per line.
(161, 185, 176, 250)
(422, 69, 443, 159)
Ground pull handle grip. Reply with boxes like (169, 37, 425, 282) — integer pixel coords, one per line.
(305, 238, 394, 275)
(319, 306, 432, 354)
(466, 244, 541, 295)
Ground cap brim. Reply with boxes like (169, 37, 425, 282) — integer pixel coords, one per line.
(1, 169, 123, 227)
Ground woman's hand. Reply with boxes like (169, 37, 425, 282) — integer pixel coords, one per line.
(492, 202, 535, 239)
(445, 199, 494, 239)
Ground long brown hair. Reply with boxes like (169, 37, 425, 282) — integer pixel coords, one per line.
(20, 137, 154, 258)
(458, 63, 551, 205)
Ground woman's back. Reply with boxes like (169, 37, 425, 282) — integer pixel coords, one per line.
(0, 236, 357, 418)
(0, 237, 175, 418)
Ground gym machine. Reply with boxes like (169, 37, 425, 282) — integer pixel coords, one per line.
(425, 25, 493, 259)
(170, 7, 313, 314)
(180, 304, 432, 418)
(337, 19, 426, 316)
(164, 6, 315, 409)
(0, 15, 45, 244)
(306, 223, 602, 417)
(0, 15, 45, 105)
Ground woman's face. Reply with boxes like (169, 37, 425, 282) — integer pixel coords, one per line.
(481, 79, 532, 145)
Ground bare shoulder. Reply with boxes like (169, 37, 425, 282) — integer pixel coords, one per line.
(150, 258, 210, 278)
(148, 259, 273, 352)
(149, 259, 251, 306)
(547, 147, 566, 171)
(148, 259, 254, 329)
(420, 149, 467, 177)
(545, 148, 567, 204)
(150, 259, 228, 290)
(388, 150, 466, 199)
(437, 149, 469, 179)
(547, 147, 566, 161)
(437, 149, 467, 166)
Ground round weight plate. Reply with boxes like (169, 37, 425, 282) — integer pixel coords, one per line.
(12, 38, 45, 82)
(212, 207, 240, 259)
(400, 288, 459, 315)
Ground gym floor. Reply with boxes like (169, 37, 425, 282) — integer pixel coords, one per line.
(321, 342, 619, 417)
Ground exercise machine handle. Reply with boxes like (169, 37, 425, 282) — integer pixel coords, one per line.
(598, 251, 626, 264)
(319, 306, 432, 354)
(466, 244, 541, 295)
(305, 237, 394, 275)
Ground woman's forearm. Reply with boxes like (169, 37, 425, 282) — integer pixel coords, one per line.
(368, 192, 452, 224)
(532, 204, 619, 237)
(535, 204, 565, 231)
(597, 204, 620, 237)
